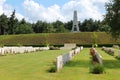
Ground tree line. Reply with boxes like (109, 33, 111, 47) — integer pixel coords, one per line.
(0, 0, 119, 38)
(0, 10, 109, 35)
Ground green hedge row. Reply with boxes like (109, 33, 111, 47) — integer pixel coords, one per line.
(0, 32, 120, 46)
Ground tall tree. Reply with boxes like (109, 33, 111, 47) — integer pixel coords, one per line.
(0, 13, 8, 35)
(8, 10, 18, 34)
(105, 0, 120, 38)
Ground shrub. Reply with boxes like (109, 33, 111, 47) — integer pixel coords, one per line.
(92, 44, 98, 48)
(0, 32, 120, 46)
(48, 66, 56, 73)
(90, 64, 105, 74)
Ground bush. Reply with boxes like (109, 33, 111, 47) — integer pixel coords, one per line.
(92, 44, 98, 48)
(48, 66, 56, 73)
(90, 64, 105, 74)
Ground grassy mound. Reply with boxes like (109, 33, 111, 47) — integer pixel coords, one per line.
(0, 32, 120, 46)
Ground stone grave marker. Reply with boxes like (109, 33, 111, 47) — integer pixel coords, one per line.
(60, 43, 76, 50)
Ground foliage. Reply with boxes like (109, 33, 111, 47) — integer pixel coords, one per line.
(0, 11, 111, 34)
(92, 44, 98, 48)
(0, 32, 120, 46)
(8, 10, 17, 34)
(80, 19, 102, 32)
(56, 24, 69, 33)
(0, 13, 8, 35)
(90, 64, 105, 74)
(105, 0, 120, 38)
(64, 20, 73, 30)
(48, 66, 57, 73)
(15, 19, 33, 34)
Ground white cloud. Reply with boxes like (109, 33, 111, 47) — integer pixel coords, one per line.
(23, 0, 109, 22)
(16, 13, 24, 21)
(0, 0, 109, 22)
(0, 0, 24, 21)
(23, 0, 64, 22)
(0, 0, 6, 14)
(62, 0, 109, 21)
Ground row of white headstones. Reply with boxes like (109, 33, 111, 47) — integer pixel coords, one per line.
(102, 46, 120, 58)
(0, 46, 49, 55)
(56, 46, 83, 72)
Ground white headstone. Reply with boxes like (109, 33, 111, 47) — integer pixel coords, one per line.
(95, 52, 102, 64)
(56, 55, 63, 72)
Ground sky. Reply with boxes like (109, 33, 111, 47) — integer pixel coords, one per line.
(0, 0, 109, 23)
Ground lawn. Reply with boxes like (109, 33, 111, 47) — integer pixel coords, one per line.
(0, 48, 120, 80)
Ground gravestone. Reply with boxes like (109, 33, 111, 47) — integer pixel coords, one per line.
(95, 52, 102, 64)
(71, 10, 80, 32)
(56, 55, 63, 72)
(60, 43, 76, 50)
(90, 48, 102, 64)
(56, 47, 83, 72)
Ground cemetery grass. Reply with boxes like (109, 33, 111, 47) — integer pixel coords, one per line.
(0, 48, 120, 80)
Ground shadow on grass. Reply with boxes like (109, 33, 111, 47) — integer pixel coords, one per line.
(65, 60, 90, 68)
(103, 60, 120, 69)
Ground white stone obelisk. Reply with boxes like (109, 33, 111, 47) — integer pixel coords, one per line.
(71, 10, 80, 32)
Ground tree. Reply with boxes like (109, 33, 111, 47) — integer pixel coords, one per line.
(15, 24, 33, 34)
(15, 18, 33, 34)
(0, 13, 8, 35)
(33, 21, 43, 33)
(46, 23, 55, 33)
(64, 20, 73, 31)
(81, 19, 95, 31)
(56, 24, 68, 33)
(33, 21, 50, 33)
(52, 20, 64, 28)
(8, 10, 18, 34)
(105, 0, 120, 38)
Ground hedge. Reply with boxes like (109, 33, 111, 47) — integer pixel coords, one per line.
(0, 32, 120, 46)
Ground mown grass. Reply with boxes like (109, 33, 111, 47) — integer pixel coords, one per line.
(0, 48, 120, 80)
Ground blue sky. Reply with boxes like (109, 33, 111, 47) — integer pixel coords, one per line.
(5, 0, 69, 14)
(0, 0, 109, 22)
(6, 0, 69, 7)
